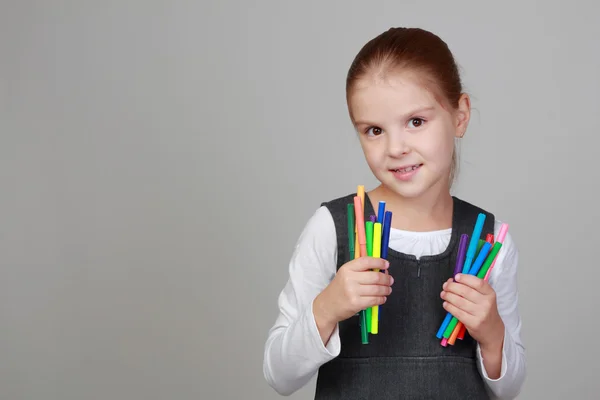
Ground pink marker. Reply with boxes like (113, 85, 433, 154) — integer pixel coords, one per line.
(484, 223, 508, 281)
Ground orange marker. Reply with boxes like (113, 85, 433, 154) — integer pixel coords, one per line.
(448, 323, 461, 345)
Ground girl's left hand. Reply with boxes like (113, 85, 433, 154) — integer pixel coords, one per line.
(440, 274, 505, 348)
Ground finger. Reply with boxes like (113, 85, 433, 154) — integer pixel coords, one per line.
(360, 296, 387, 308)
(359, 284, 392, 297)
(349, 256, 390, 272)
(442, 281, 482, 304)
(358, 270, 394, 286)
(442, 301, 475, 327)
(454, 274, 492, 295)
(440, 290, 477, 315)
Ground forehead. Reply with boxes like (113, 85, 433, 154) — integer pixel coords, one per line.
(348, 72, 442, 123)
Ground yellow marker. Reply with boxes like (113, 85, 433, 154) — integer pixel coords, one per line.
(371, 222, 382, 333)
(357, 185, 365, 212)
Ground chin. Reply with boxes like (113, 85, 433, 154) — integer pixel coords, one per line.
(376, 178, 426, 199)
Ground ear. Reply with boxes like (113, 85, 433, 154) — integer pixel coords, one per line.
(454, 93, 470, 138)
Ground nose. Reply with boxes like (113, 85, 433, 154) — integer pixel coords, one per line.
(386, 130, 410, 158)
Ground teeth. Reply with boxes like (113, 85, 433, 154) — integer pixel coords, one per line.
(395, 165, 419, 173)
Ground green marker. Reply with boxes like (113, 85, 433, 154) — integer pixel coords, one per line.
(444, 316, 459, 338)
(347, 204, 355, 259)
(365, 221, 374, 333)
(366, 221, 374, 257)
(477, 242, 503, 279)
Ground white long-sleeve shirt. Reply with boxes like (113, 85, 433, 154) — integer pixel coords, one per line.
(263, 205, 526, 399)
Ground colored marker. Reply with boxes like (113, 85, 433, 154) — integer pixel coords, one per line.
(381, 211, 392, 259)
(379, 211, 392, 323)
(444, 241, 491, 344)
(484, 223, 508, 281)
(450, 241, 503, 343)
(366, 216, 373, 335)
(442, 241, 493, 339)
(366, 299, 372, 332)
(462, 214, 486, 273)
(377, 201, 386, 224)
(468, 242, 492, 275)
(476, 239, 485, 259)
(347, 204, 355, 260)
(455, 234, 469, 276)
(457, 324, 467, 341)
(354, 195, 371, 335)
(371, 222, 382, 333)
(366, 220, 374, 257)
(444, 240, 492, 345)
(437, 234, 468, 339)
(448, 323, 461, 345)
(476, 242, 503, 279)
(354, 196, 367, 258)
(458, 233, 494, 345)
(349, 203, 368, 344)
(354, 186, 365, 259)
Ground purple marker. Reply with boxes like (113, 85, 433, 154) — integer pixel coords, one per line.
(369, 215, 376, 223)
(454, 234, 469, 277)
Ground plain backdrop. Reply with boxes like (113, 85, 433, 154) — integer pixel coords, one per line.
(2, 1, 599, 399)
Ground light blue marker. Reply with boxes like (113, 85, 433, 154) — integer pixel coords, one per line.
(461, 213, 486, 273)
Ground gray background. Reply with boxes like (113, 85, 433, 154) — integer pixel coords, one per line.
(2, 1, 598, 399)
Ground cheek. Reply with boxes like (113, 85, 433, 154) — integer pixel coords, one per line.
(361, 142, 385, 168)
(426, 125, 455, 162)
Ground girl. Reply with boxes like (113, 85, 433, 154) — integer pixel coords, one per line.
(263, 27, 526, 399)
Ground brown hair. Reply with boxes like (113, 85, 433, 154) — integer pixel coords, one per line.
(346, 27, 464, 185)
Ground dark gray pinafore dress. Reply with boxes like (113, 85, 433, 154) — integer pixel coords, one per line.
(314, 194, 494, 399)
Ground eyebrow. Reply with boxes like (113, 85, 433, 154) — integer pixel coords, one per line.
(353, 106, 436, 126)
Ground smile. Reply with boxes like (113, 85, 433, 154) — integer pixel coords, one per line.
(392, 164, 422, 173)
(390, 164, 423, 182)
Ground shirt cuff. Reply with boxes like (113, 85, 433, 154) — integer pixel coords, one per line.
(306, 298, 341, 359)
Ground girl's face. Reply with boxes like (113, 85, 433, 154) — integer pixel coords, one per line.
(348, 70, 469, 200)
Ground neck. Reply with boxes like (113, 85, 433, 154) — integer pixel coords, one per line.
(368, 184, 453, 232)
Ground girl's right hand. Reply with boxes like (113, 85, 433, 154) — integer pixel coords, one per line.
(314, 257, 393, 326)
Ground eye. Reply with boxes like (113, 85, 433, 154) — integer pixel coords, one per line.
(408, 118, 425, 129)
(366, 126, 383, 136)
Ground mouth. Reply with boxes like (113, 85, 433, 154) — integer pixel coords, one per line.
(391, 164, 423, 174)
(390, 164, 423, 181)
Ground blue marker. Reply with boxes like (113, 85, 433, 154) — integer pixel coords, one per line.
(381, 211, 392, 259)
(377, 201, 386, 224)
(436, 314, 452, 339)
(380, 211, 392, 322)
(468, 241, 492, 275)
(462, 213, 486, 273)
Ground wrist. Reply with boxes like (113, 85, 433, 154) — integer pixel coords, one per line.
(480, 320, 505, 352)
(313, 292, 339, 328)
(313, 293, 339, 346)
